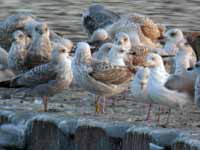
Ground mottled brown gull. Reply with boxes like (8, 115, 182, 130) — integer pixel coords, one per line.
(8, 30, 27, 74)
(0, 12, 35, 50)
(0, 44, 73, 112)
(25, 22, 52, 69)
(72, 42, 135, 113)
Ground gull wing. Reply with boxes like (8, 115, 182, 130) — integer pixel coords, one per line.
(89, 60, 133, 85)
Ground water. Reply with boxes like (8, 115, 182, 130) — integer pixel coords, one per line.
(0, 0, 199, 41)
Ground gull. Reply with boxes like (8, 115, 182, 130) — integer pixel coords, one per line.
(0, 12, 35, 50)
(88, 28, 112, 53)
(50, 31, 74, 52)
(93, 42, 114, 63)
(162, 28, 196, 61)
(164, 42, 199, 98)
(131, 67, 154, 120)
(25, 22, 52, 69)
(105, 13, 165, 48)
(174, 41, 196, 75)
(112, 32, 148, 67)
(144, 53, 193, 123)
(0, 44, 73, 112)
(82, 5, 120, 36)
(114, 32, 131, 51)
(72, 42, 135, 113)
(8, 30, 27, 74)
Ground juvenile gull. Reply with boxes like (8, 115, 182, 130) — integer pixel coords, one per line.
(8, 30, 27, 74)
(144, 53, 193, 122)
(0, 44, 73, 112)
(105, 13, 165, 48)
(0, 12, 35, 50)
(25, 22, 52, 69)
(72, 42, 135, 113)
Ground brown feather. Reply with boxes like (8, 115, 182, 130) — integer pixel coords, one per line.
(90, 61, 133, 85)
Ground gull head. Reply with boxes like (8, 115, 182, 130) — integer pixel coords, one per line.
(114, 32, 131, 51)
(164, 28, 184, 44)
(74, 42, 91, 63)
(98, 42, 113, 53)
(12, 30, 26, 44)
(108, 45, 128, 66)
(62, 38, 74, 52)
(52, 44, 70, 62)
(90, 28, 109, 42)
(144, 53, 163, 68)
(176, 40, 193, 54)
(135, 67, 150, 90)
(33, 22, 50, 37)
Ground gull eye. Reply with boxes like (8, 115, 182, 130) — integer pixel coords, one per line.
(124, 37, 128, 42)
(119, 49, 125, 53)
(44, 27, 48, 32)
(61, 49, 66, 53)
(170, 32, 176, 37)
(35, 27, 39, 31)
(152, 57, 156, 61)
(19, 34, 24, 39)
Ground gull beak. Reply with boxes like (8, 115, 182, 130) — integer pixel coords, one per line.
(158, 35, 167, 45)
(140, 81, 146, 90)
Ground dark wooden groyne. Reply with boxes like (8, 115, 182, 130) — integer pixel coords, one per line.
(0, 110, 200, 150)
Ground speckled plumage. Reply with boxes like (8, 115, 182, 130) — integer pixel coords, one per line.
(0, 44, 72, 111)
(25, 22, 52, 69)
(0, 12, 35, 50)
(72, 42, 132, 97)
(8, 30, 28, 73)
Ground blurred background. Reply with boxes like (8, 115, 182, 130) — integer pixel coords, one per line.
(0, 0, 199, 42)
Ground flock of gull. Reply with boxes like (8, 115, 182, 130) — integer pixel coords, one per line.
(0, 5, 199, 124)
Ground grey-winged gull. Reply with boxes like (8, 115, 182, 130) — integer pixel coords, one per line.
(144, 53, 193, 123)
(0, 44, 73, 112)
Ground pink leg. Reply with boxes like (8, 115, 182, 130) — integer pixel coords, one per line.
(145, 104, 152, 122)
(157, 106, 161, 123)
(101, 96, 106, 113)
(165, 108, 171, 125)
